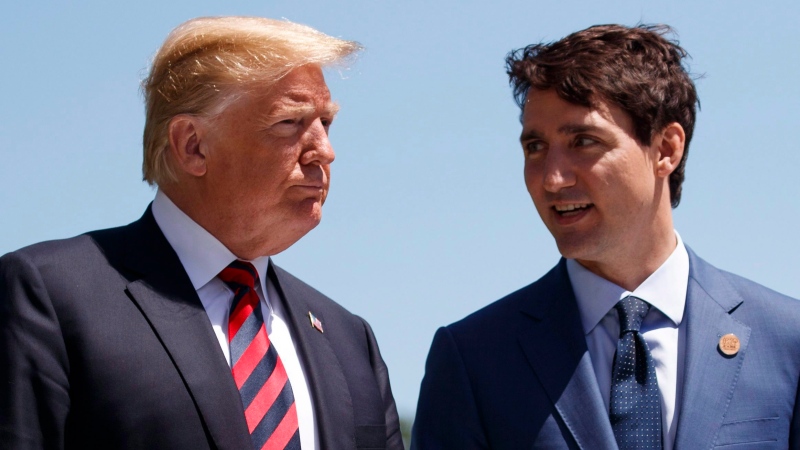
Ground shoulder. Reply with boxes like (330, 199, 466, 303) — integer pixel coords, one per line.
(445, 260, 568, 340)
(719, 268, 798, 311)
(688, 249, 800, 328)
(3, 234, 97, 265)
(270, 264, 357, 317)
(1, 221, 138, 283)
(0, 217, 154, 322)
(1, 234, 104, 287)
(689, 249, 799, 305)
(270, 263, 373, 337)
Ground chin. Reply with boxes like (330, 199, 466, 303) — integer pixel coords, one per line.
(305, 216, 322, 231)
(297, 210, 323, 233)
(553, 234, 598, 261)
(306, 203, 324, 224)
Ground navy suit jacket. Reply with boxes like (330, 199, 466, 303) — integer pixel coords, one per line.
(0, 207, 403, 450)
(412, 249, 800, 449)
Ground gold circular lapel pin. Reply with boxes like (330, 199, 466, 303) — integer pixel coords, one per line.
(719, 333, 740, 356)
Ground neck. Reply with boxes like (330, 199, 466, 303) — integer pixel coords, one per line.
(159, 185, 283, 260)
(578, 203, 677, 291)
(579, 231, 677, 291)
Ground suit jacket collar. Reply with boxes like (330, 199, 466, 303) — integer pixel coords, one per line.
(673, 248, 750, 449)
(516, 250, 752, 449)
(517, 260, 619, 450)
(117, 207, 362, 449)
(268, 262, 355, 449)
(115, 206, 252, 450)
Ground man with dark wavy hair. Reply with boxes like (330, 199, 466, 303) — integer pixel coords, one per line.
(413, 24, 800, 449)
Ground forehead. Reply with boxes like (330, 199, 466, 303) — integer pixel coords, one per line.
(265, 65, 332, 105)
(521, 89, 634, 136)
(229, 65, 334, 115)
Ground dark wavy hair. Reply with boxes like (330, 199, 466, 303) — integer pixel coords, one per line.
(506, 24, 698, 207)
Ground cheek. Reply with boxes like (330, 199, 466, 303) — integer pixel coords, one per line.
(250, 149, 295, 180)
(523, 162, 541, 192)
(273, 146, 302, 171)
(323, 164, 332, 184)
(523, 166, 548, 210)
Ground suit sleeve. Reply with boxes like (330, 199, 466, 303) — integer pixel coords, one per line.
(0, 251, 70, 450)
(411, 327, 488, 450)
(361, 318, 404, 450)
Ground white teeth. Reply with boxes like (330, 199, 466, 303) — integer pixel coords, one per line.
(554, 204, 589, 212)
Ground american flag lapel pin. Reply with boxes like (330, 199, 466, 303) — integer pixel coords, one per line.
(308, 311, 324, 333)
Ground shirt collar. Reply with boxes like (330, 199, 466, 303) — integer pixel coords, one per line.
(567, 231, 689, 335)
(151, 190, 271, 293)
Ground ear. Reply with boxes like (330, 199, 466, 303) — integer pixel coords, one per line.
(654, 122, 686, 178)
(167, 115, 208, 178)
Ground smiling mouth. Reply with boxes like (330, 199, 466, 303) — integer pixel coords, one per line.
(553, 203, 593, 216)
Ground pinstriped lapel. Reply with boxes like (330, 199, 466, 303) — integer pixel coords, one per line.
(674, 250, 750, 449)
(517, 261, 618, 450)
(121, 207, 252, 450)
(268, 262, 355, 449)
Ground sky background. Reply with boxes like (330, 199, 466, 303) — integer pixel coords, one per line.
(2, 0, 799, 424)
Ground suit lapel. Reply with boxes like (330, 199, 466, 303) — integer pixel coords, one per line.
(517, 261, 618, 450)
(674, 251, 750, 449)
(269, 262, 355, 449)
(120, 208, 252, 450)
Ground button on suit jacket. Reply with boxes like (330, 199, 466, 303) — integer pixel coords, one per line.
(0, 207, 403, 450)
(412, 249, 800, 449)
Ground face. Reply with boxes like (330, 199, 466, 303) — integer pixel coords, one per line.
(520, 89, 670, 274)
(198, 65, 337, 257)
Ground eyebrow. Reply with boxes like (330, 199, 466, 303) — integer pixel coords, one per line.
(321, 102, 340, 117)
(269, 101, 340, 119)
(519, 123, 603, 142)
(519, 129, 543, 142)
(558, 124, 601, 135)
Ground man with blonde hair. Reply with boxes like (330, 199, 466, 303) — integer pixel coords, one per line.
(0, 17, 402, 450)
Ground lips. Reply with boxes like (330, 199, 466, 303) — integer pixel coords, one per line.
(292, 177, 325, 189)
(550, 202, 594, 226)
(292, 183, 326, 202)
(553, 203, 592, 215)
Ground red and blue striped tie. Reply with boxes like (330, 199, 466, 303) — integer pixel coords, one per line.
(219, 260, 300, 450)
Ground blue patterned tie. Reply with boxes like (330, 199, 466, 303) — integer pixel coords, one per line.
(609, 296, 662, 449)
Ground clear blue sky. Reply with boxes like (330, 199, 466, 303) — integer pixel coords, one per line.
(2, 0, 799, 419)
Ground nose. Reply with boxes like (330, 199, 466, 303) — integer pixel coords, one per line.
(540, 147, 575, 193)
(300, 119, 335, 166)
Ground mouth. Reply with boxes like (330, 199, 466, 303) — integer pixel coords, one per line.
(550, 203, 594, 225)
(293, 182, 325, 190)
(292, 184, 327, 201)
(553, 203, 592, 215)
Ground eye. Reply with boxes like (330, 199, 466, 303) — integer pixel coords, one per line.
(524, 140, 546, 154)
(269, 118, 303, 137)
(574, 136, 597, 147)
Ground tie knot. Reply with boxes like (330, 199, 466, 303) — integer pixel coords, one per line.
(218, 260, 259, 291)
(614, 296, 650, 335)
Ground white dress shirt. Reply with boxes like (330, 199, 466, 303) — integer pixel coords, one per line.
(566, 231, 689, 450)
(151, 190, 318, 449)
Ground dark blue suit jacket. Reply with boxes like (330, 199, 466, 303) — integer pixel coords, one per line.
(412, 249, 800, 449)
(0, 207, 403, 450)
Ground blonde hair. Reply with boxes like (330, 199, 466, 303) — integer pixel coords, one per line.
(141, 16, 362, 185)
